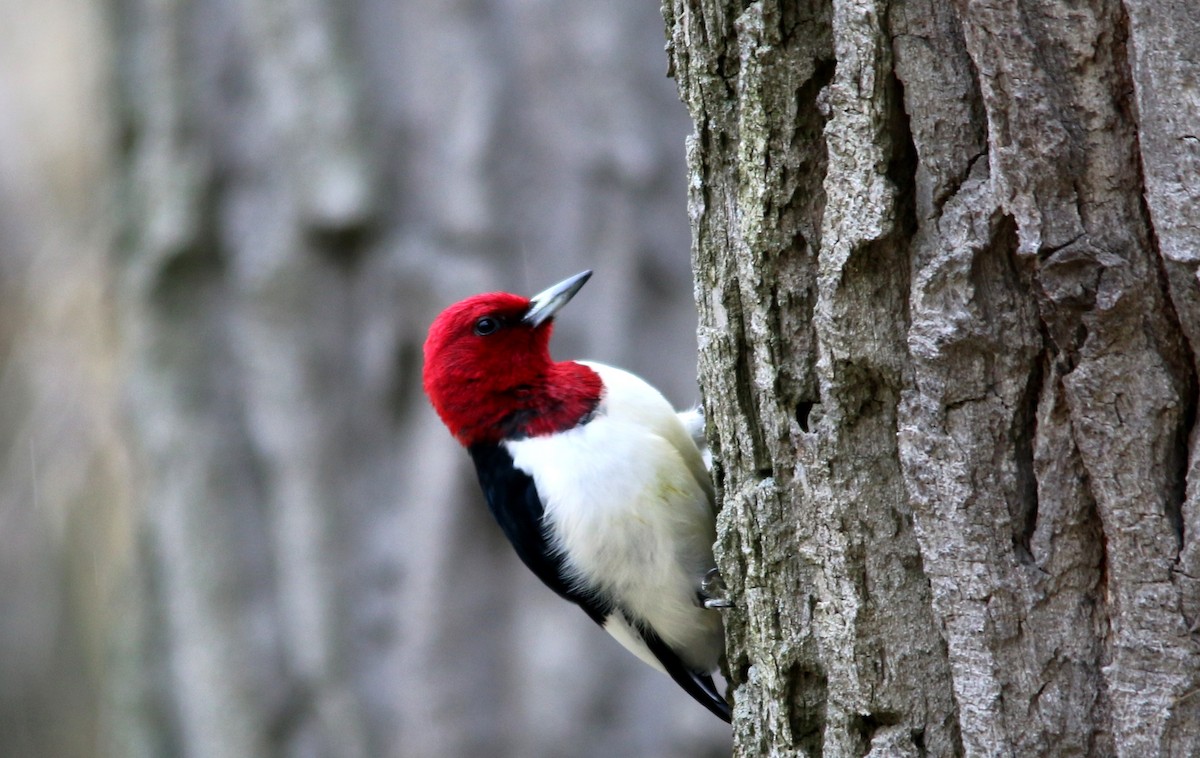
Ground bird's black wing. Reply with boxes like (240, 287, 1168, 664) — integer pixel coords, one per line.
(637, 616, 732, 723)
(468, 443, 609, 624)
(468, 442, 731, 724)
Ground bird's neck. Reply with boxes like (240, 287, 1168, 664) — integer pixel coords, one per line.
(454, 360, 603, 447)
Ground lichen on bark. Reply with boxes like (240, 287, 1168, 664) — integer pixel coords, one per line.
(665, 0, 1200, 755)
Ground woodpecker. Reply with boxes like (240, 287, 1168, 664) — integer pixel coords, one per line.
(422, 270, 731, 722)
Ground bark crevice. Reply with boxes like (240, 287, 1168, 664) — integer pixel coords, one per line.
(671, 0, 1199, 754)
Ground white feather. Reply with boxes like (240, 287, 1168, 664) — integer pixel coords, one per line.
(675, 405, 712, 472)
(603, 611, 667, 674)
(504, 362, 724, 672)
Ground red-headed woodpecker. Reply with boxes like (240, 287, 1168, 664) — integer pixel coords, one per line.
(422, 271, 731, 722)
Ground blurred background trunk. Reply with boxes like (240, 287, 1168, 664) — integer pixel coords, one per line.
(0, 0, 730, 756)
(667, 0, 1200, 755)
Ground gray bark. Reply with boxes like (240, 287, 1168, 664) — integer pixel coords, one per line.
(665, 0, 1200, 756)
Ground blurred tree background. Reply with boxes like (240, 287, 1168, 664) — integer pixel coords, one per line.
(0, 0, 729, 755)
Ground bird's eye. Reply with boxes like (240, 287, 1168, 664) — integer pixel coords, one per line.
(474, 316, 501, 336)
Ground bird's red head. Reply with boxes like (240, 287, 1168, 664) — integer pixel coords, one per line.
(422, 271, 602, 447)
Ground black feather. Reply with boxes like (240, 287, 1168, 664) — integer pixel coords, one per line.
(468, 443, 608, 623)
(639, 621, 732, 723)
(467, 442, 731, 723)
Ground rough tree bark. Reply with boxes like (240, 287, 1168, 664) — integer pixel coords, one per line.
(665, 0, 1200, 755)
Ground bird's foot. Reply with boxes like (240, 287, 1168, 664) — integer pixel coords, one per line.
(701, 568, 732, 609)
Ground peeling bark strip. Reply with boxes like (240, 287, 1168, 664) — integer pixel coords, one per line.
(665, 0, 1200, 755)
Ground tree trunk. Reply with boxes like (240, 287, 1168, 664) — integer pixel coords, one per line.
(665, 0, 1200, 755)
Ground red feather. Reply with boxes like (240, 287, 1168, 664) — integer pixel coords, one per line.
(423, 292, 603, 446)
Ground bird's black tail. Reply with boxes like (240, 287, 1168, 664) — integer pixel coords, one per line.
(643, 629, 732, 723)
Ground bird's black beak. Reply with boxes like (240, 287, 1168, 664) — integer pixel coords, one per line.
(522, 270, 592, 327)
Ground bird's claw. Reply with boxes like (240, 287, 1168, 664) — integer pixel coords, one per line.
(700, 567, 732, 610)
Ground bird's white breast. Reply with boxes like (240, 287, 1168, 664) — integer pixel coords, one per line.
(503, 362, 723, 671)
